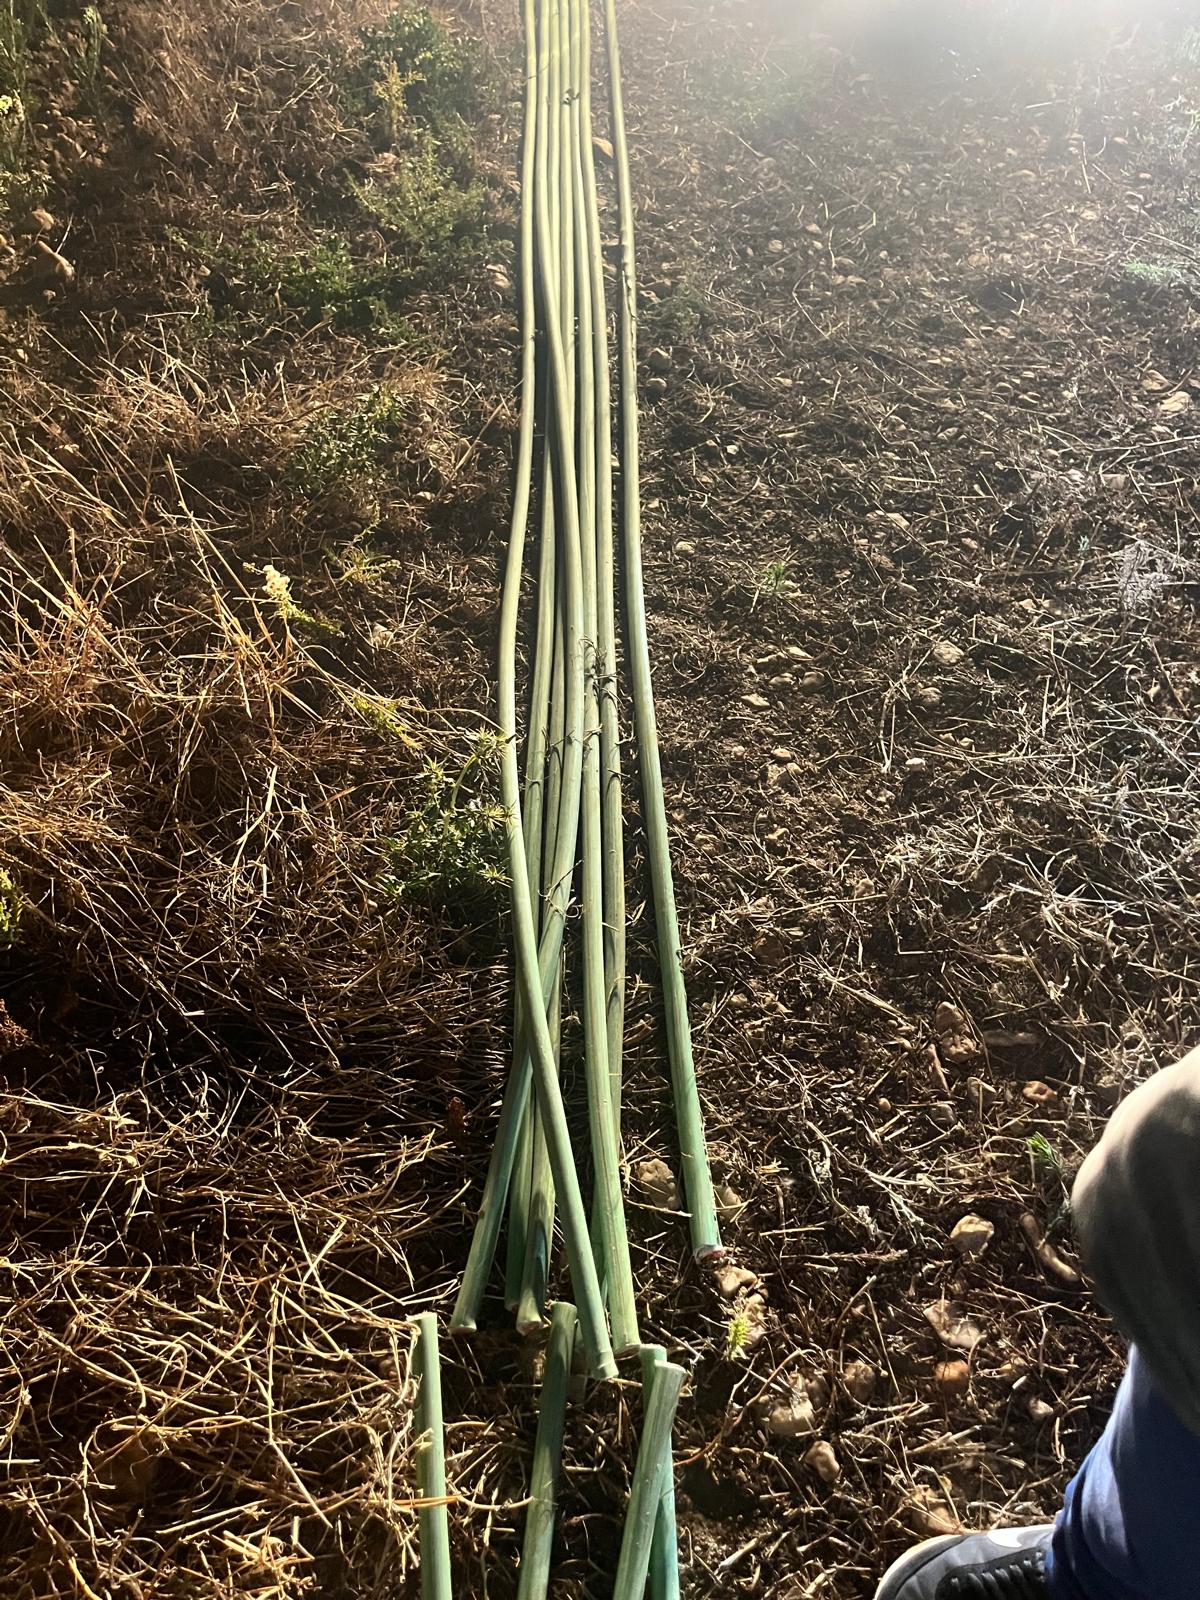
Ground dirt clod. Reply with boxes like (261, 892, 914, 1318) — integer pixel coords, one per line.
(804, 1440, 842, 1483)
(842, 1360, 877, 1404)
(635, 1158, 681, 1211)
(716, 1264, 760, 1299)
(949, 1213, 995, 1257)
(924, 1301, 985, 1353)
(934, 1358, 971, 1399)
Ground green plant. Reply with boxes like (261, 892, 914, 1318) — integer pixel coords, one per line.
(1028, 1131, 1072, 1238)
(289, 388, 406, 498)
(272, 237, 400, 330)
(1123, 257, 1190, 291)
(352, 7, 486, 157)
(754, 557, 795, 606)
(351, 137, 485, 261)
(0, 868, 22, 948)
(0, 0, 40, 204)
(199, 232, 401, 334)
(349, 692, 417, 749)
(257, 563, 338, 638)
(335, 539, 400, 591)
(725, 1307, 751, 1357)
(74, 3, 104, 102)
(344, 9, 490, 273)
(384, 732, 508, 911)
(1027, 1131, 1064, 1184)
(644, 277, 705, 344)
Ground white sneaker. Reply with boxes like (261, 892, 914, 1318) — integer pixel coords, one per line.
(875, 1526, 1054, 1599)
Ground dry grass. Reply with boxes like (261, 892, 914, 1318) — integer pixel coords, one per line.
(0, 5, 521, 1595)
(8, 2, 1200, 1597)
(0, 1077, 440, 1600)
(0, 341, 483, 1076)
(0, 320, 516, 1600)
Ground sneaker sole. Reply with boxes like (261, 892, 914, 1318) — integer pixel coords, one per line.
(875, 1534, 964, 1600)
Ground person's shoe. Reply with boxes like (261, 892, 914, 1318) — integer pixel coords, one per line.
(876, 1525, 1054, 1598)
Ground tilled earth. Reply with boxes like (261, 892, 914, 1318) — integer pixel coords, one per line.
(554, 4, 1200, 1594)
(3, 1, 1200, 1597)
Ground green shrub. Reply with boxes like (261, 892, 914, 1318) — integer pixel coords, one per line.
(0, 868, 22, 948)
(289, 388, 407, 497)
(344, 8, 491, 274)
(352, 7, 486, 159)
(384, 733, 508, 913)
(351, 136, 485, 261)
(203, 232, 410, 335)
(644, 277, 706, 344)
(1122, 257, 1193, 292)
(0, 0, 40, 207)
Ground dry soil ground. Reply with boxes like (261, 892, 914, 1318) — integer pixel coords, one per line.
(2, 1, 1200, 1597)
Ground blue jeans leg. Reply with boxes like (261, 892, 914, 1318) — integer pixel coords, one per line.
(1047, 1346, 1200, 1600)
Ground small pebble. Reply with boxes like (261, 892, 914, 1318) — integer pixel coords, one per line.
(1022, 1080, 1058, 1105)
(949, 1213, 995, 1257)
(765, 1392, 816, 1437)
(935, 1358, 971, 1398)
(635, 1158, 680, 1211)
(740, 1292, 768, 1353)
(804, 1440, 841, 1483)
(805, 1372, 831, 1410)
(908, 1487, 961, 1536)
(716, 1264, 759, 1299)
(34, 240, 74, 283)
(842, 1360, 877, 1404)
(931, 639, 966, 668)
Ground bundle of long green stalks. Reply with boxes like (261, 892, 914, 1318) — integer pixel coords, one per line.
(415, 0, 724, 1592)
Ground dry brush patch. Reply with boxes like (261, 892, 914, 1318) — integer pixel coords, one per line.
(0, 0, 522, 1569)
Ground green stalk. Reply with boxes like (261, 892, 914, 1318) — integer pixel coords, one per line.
(517, 583, 566, 1333)
(638, 1345, 681, 1600)
(612, 1358, 686, 1600)
(511, 0, 570, 1332)
(456, 0, 614, 1380)
(451, 0, 592, 1348)
(517, 0, 613, 1378)
(602, 0, 723, 1263)
(506, 130, 564, 1315)
(414, 1313, 453, 1600)
(516, 955, 561, 1334)
(569, 0, 638, 1355)
(505, 1099, 534, 1310)
(579, 0, 627, 1108)
(515, 1301, 578, 1600)
(451, 0, 547, 1339)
